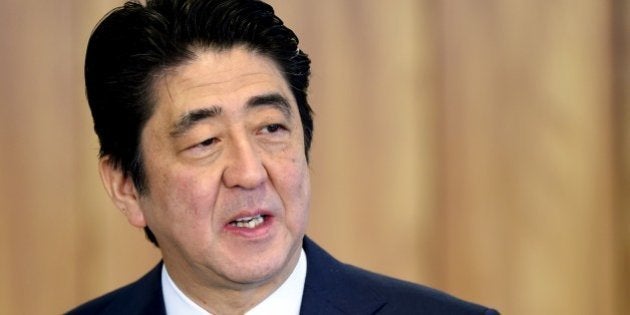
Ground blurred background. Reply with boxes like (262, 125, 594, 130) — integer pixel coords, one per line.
(1, 0, 628, 314)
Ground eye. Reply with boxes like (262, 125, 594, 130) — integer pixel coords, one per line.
(261, 124, 286, 134)
(198, 137, 216, 146)
(182, 136, 220, 159)
(188, 137, 217, 151)
(186, 138, 218, 152)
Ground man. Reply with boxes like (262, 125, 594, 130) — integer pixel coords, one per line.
(68, 0, 499, 314)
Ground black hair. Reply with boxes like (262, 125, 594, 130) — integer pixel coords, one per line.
(85, 0, 312, 246)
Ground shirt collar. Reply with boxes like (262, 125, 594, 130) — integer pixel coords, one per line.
(162, 249, 307, 315)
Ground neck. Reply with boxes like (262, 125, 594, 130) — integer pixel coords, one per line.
(163, 249, 302, 314)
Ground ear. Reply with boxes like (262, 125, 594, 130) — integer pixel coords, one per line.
(98, 157, 147, 228)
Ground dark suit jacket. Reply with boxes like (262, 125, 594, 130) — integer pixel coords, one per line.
(68, 237, 499, 314)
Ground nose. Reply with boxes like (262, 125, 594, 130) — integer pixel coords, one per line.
(222, 135, 268, 189)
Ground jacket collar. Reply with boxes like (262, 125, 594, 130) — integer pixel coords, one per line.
(300, 236, 387, 314)
(102, 261, 166, 315)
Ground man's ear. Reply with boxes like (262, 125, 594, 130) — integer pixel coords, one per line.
(98, 157, 147, 228)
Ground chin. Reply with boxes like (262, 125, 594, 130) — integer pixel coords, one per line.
(223, 257, 286, 285)
(222, 240, 301, 285)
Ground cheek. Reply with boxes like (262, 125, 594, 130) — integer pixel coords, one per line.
(295, 162, 311, 205)
(149, 165, 220, 219)
(279, 157, 311, 223)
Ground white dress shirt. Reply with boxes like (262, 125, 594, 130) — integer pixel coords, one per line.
(162, 249, 307, 315)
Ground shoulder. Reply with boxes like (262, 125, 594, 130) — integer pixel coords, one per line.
(66, 283, 136, 315)
(343, 263, 497, 314)
(302, 237, 499, 315)
(65, 263, 165, 315)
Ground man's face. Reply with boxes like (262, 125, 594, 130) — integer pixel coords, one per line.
(136, 47, 310, 288)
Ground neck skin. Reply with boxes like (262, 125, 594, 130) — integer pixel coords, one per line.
(162, 247, 302, 315)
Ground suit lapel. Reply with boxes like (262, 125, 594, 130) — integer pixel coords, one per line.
(128, 263, 166, 315)
(300, 237, 386, 314)
(103, 262, 166, 315)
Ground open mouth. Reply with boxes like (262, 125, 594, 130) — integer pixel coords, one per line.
(229, 214, 268, 229)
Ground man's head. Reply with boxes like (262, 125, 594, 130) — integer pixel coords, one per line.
(86, 0, 312, 246)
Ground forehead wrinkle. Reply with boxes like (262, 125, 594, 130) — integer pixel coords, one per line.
(155, 49, 294, 139)
(180, 71, 277, 95)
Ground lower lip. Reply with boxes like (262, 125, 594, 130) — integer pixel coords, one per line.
(223, 216, 275, 238)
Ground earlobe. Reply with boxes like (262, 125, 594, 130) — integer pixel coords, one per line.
(98, 157, 147, 228)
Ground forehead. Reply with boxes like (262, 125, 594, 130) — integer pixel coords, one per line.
(151, 47, 294, 118)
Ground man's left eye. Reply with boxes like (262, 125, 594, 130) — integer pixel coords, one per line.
(262, 124, 285, 133)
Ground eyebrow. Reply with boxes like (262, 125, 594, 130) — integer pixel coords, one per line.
(169, 93, 292, 138)
(247, 93, 292, 120)
(170, 106, 222, 137)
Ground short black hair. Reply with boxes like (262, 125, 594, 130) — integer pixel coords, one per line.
(85, 0, 313, 246)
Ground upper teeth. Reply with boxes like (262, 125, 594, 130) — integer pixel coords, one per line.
(232, 214, 264, 229)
